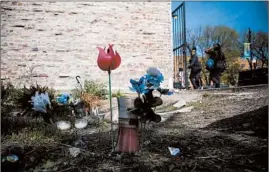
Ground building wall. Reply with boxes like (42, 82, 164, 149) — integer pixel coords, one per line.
(236, 58, 264, 70)
(1, 2, 173, 91)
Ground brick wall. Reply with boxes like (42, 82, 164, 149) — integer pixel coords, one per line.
(1, 2, 173, 91)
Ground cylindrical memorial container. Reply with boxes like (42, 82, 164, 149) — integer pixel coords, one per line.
(115, 96, 139, 153)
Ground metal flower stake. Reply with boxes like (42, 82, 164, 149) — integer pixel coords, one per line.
(97, 44, 121, 151)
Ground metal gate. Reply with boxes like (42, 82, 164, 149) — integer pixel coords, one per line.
(172, 2, 188, 89)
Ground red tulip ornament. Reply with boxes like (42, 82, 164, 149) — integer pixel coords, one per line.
(97, 44, 121, 71)
(96, 44, 121, 151)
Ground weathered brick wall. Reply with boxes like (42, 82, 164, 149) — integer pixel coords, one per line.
(1, 2, 173, 91)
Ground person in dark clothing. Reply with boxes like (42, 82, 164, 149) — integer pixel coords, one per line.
(205, 43, 227, 88)
(188, 47, 202, 89)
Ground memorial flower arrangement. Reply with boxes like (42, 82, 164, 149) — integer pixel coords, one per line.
(128, 67, 173, 123)
(115, 67, 173, 153)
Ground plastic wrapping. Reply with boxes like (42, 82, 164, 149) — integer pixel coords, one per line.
(168, 147, 181, 156)
(31, 92, 51, 113)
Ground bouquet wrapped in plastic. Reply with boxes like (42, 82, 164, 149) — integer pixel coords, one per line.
(31, 91, 51, 113)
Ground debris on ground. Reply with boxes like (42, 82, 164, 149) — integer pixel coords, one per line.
(173, 99, 186, 108)
(168, 147, 181, 156)
(177, 106, 194, 113)
(69, 147, 80, 157)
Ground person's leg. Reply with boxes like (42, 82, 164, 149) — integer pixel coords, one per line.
(189, 70, 198, 89)
(195, 69, 202, 88)
(195, 79, 200, 88)
(211, 69, 219, 87)
(195, 71, 200, 88)
(214, 69, 222, 88)
(197, 76, 203, 89)
(209, 70, 215, 87)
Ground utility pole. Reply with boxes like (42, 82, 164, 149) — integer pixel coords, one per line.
(183, 2, 188, 89)
(248, 27, 253, 70)
(248, 27, 251, 43)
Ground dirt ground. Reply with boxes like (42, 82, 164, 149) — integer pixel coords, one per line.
(1, 87, 268, 172)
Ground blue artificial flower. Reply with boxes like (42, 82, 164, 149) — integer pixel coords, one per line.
(130, 79, 138, 85)
(129, 79, 140, 92)
(144, 73, 164, 90)
(129, 68, 165, 95)
(56, 93, 71, 105)
(130, 79, 148, 94)
(139, 76, 145, 84)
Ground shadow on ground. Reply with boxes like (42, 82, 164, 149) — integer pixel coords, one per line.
(204, 106, 268, 138)
(1, 106, 268, 172)
(137, 106, 268, 172)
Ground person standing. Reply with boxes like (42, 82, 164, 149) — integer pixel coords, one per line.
(176, 67, 185, 89)
(205, 43, 227, 88)
(188, 47, 202, 89)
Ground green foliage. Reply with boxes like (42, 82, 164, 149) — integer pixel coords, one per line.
(221, 62, 241, 86)
(221, 48, 241, 86)
(112, 89, 125, 98)
(84, 79, 106, 97)
(2, 123, 62, 145)
(187, 25, 239, 56)
(211, 26, 239, 52)
(1, 82, 23, 104)
(252, 32, 268, 67)
(71, 87, 82, 99)
(1, 82, 58, 123)
(72, 79, 107, 99)
(1, 82, 23, 114)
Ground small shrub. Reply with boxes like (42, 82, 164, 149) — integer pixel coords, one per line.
(84, 79, 106, 98)
(71, 87, 82, 99)
(72, 79, 107, 99)
(81, 92, 102, 109)
(112, 89, 125, 98)
(1, 82, 23, 115)
(2, 123, 62, 146)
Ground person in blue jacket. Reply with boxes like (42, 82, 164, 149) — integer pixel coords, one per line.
(205, 43, 227, 88)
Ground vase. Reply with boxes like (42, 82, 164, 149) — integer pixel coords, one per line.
(115, 96, 139, 153)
